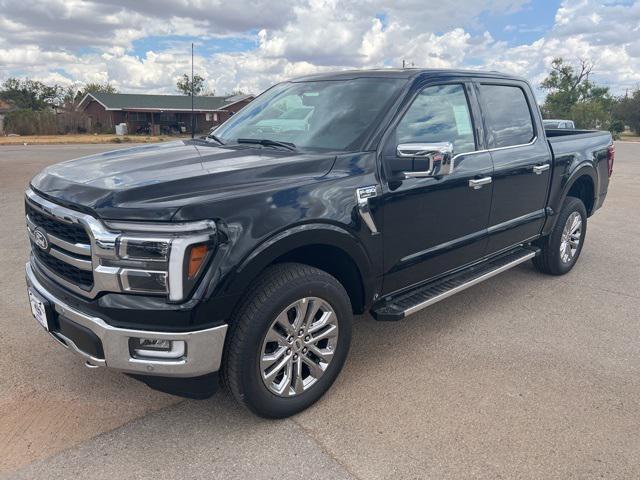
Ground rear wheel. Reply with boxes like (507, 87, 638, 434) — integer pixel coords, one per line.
(224, 263, 352, 418)
(533, 196, 587, 275)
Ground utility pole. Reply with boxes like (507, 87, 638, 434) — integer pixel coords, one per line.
(402, 59, 405, 69)
(191, 42, 195, 139)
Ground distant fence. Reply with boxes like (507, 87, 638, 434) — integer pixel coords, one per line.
(3, 109, 91, 135)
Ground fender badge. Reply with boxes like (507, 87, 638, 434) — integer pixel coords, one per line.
(356, 185, 378, 201)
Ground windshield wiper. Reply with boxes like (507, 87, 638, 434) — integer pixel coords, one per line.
(206, 134, 225, 145)
(237, 138, 297, 151)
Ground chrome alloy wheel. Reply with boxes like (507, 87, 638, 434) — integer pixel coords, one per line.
(260, 297, 339, 397)
(560, 211, 582, 263)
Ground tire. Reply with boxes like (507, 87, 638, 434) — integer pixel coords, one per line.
(533, 196, 587, 275)
(223, 262, 352, 418)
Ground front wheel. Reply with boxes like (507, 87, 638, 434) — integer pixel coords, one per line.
(224, 263, 352, 418)
(533, 196, 587, 275)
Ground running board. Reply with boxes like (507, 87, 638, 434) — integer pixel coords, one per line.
(372, 247, 538, 321)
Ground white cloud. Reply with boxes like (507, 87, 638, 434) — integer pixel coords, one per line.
(0, 0, 638, 96)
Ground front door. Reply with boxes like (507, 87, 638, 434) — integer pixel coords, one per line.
(380, 82, 494, 295)
(475, 82, 552, 253)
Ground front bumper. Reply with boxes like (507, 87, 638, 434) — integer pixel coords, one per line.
(26, 261, 228, 378)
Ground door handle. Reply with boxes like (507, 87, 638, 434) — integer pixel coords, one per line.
(532, 164, 550, 175)
(469, 177, 492, 189)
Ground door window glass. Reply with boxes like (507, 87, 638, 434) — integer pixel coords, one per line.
(395, 84, 475, 155)
(479, 84, 535, 148)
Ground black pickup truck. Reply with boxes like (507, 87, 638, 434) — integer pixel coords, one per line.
(25, 69, 614, 418)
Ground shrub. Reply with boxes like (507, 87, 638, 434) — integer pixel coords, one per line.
(3, 109, 57, 135)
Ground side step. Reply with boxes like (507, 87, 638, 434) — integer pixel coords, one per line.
(372, 247, 538, 321)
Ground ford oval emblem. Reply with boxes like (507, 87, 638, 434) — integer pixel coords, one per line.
(34, 229, 49, 250)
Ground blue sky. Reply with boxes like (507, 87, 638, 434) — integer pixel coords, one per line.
(477, 0, 561, 44)
(131, 34, 259, 58)
(1, 1, 639, 96)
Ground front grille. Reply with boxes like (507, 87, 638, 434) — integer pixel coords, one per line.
(26, 203, 90, 245)
(26, 199, 94, 291)
(32, 245, 94, 289)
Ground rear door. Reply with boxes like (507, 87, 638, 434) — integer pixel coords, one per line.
(380, 81, 494, 294)
(476, 81, 552, 253)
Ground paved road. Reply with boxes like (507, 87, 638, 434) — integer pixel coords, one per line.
(1, 142, 639, 479)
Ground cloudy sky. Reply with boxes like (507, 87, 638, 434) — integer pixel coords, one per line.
(1, 0, 639, 98)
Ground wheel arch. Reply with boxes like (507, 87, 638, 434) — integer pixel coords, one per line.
(222, 224, 376, 315)
(565, 173, 595, 216)
(542, 163, 597, 238)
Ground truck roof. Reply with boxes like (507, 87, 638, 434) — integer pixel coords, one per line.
(290, 68, 525, 83)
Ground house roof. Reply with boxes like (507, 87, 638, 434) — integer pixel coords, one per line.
(78, 92, 253, 112)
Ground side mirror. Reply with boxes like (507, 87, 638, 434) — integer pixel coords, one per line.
(396, 142, 454, 179)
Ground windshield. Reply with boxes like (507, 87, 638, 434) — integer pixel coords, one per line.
(214, 78, 406, 151)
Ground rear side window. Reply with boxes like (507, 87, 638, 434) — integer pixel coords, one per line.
(395, 84, 476, 155)
(479, 84, 535, 148)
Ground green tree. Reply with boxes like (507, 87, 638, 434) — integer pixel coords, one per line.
(0, 77, 62, 110)
(176, 74, 205, 95)
(82, 82, 117, 95)
(541, 58, 592, 118)
(225, 89, 246, 97)
(541, 58, 615, 129)
(613, 89, 640, 134)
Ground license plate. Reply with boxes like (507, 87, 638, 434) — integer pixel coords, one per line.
(28, 289, 49, 331)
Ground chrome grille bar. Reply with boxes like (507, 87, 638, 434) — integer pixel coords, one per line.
(48, 247, 93, 271)
(26, 190, 97, 295)
(26, 216, 92, 256)
(25, 189, 217, 302)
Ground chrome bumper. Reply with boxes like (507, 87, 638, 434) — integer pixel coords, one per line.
(26, 262, 228, 378)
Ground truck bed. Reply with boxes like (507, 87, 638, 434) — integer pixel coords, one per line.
(546, 128, 612, 153)
(545, 128, 613, 217)
(544, 128, 609, 139)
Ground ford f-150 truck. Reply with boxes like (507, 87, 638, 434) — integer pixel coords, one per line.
(25, 69, 614, 418)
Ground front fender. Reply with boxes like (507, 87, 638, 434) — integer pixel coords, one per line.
(195, 222, 378, 324)
(231, 222, 375, 293)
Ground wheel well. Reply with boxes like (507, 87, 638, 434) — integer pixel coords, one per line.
(274, 244, 365, 314)
(567, 175, 595, 215)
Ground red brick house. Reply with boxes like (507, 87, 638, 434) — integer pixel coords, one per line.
(77, 93, 254, 134)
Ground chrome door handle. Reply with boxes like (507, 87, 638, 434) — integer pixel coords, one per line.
(469, 177, 492, 189)
(532, 164, 550, 175)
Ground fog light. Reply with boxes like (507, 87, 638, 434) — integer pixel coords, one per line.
(130, 338, 186, 359)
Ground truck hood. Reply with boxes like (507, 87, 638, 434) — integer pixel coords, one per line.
(30, 140, 336, 221)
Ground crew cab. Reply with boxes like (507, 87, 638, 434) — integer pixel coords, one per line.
(25, 69, 614, 418)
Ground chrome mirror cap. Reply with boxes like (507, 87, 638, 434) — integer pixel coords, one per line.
(396, 141, 454, 178)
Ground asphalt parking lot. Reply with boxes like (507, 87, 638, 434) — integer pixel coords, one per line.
(1, 142, 639, 479)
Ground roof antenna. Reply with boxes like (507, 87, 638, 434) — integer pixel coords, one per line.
(191, 42, 195, 139)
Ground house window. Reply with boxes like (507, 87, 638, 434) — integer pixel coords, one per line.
(129, 112, 148, 122)
(206, 113, 212, 121)
(213, 113, 219, 122)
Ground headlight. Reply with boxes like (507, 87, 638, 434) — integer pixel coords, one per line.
(103, 220, 216, 301)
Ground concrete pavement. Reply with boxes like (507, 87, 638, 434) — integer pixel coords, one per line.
(1, 142, 639, 479)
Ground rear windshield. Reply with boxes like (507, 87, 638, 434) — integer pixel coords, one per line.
(214, 78, 406, 151)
